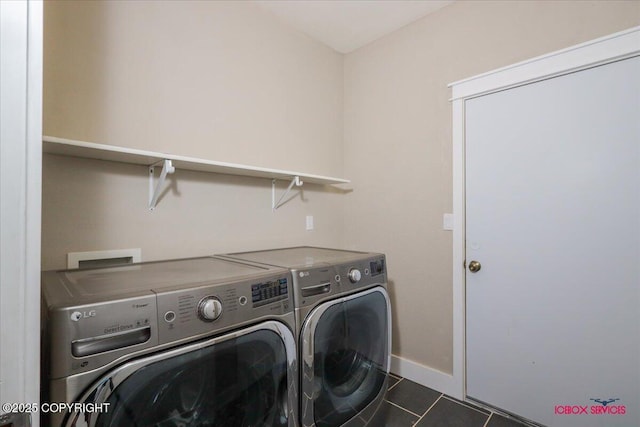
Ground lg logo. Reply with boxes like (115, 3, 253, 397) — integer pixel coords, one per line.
(70, 310, 96, 321)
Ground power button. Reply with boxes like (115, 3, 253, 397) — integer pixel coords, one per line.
(164, 311, 176, 322)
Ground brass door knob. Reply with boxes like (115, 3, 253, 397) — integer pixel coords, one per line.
(468, 260, 482, 273)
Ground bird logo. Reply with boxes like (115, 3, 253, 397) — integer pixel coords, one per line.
(590, 398, 620, 407)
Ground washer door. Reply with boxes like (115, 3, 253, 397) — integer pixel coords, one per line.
(300, 287, 390, 427)
(66, 321, 296, 427)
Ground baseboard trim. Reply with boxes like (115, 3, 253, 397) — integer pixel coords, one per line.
(390, 354, 461, 399)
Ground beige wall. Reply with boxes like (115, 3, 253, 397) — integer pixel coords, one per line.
(343, 0, 640, 374)
(42, 0, 345, 270)
(42, 154, 346, 270)
(44, 0, 343, 176)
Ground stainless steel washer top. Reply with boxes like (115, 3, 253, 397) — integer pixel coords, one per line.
(42, 256, 294, 380)
(42, 256, 298, 427)
(43, 256, 288, 306)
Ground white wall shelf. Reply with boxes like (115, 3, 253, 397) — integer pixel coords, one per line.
(43, 136, 350, 210)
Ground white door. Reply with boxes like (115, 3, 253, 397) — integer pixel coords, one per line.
(465, 56, 639, 427)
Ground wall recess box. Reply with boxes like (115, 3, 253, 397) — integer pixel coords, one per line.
(67, 248, 142, 269)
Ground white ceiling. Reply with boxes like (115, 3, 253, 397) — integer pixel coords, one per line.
(254, 0, 455, 54)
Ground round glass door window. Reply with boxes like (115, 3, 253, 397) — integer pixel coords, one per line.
(312, 290, 388, 427)
(88, 329, 290, 427)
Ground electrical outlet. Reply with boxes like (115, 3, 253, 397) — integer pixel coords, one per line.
(306, 215, 314, 231)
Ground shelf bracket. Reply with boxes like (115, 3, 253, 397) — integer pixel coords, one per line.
(149, 159, 175, 210)
(272, 175, 303, 211)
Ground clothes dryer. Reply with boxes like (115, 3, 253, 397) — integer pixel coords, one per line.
(221, 247, 391, 427)
(41, 256, 297, 427)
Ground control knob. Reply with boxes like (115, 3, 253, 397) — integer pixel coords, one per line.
(198, 296, 223, 322)
(348, 268, 362, 283)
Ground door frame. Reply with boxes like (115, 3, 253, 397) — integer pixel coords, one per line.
(0, 1, 42, 425)
(449, 26, 640, 400)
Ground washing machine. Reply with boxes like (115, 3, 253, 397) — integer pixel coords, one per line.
(41, 256, 298, 427)
(220, 247, 391, 427)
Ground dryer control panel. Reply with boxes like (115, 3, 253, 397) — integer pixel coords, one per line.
(291, 255, 387, 309)
(336, 255, 387, 292)
(370, 259, 386, 277)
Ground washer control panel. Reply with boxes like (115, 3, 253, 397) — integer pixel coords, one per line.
(155, 274, 292, 345)
(252, 278, 288, 307)
(197, 296, 223, 321)
(47, 294, 159, 379)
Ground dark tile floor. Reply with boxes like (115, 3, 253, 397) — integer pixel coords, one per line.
(382, 374, 529, 427)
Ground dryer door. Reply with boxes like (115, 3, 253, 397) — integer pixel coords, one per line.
(65, 320, 296, 427)
(300, 287, 391, 427)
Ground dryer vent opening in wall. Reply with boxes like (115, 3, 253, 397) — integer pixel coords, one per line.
(67, 249, 142, 269)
